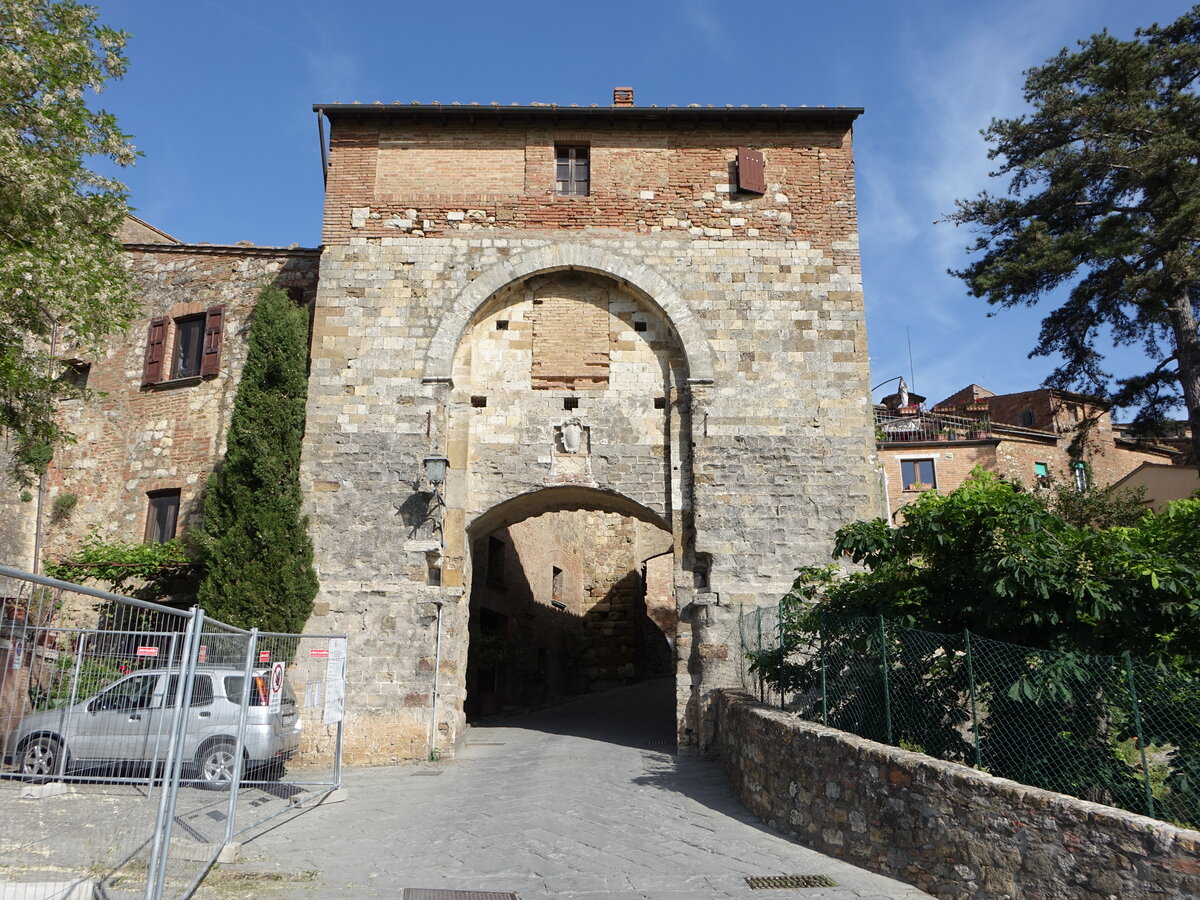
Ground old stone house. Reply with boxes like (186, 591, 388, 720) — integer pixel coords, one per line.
(0, 217, 320, 575)
(876, 382, 1180, 518)
(3, 91, 881, 762)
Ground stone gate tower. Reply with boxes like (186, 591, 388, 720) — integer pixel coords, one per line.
(300, 95, 878, 762)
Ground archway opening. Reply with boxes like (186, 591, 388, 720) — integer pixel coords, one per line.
(464, 502, 675, 724)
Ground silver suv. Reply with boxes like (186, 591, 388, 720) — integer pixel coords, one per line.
(3, 666, 301, 789)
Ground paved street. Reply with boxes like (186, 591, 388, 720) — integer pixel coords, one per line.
(218, 678, 932, 899)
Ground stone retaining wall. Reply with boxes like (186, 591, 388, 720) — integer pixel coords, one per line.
(714, 689, 1200, 899)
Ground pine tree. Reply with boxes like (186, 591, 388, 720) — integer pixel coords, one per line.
(948, 6, 1200, 465)
(195, 284, 317, 633)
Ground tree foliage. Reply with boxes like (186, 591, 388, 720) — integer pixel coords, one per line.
(748, 471, 1200, 820)
(948, 6, 1200, 465)
(0, 0, 138, 485)
(194, 284, 317, 634)
(807, 470, 1200, 671)
(43, 531, 194, 603)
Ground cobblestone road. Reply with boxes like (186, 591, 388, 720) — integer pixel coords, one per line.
(218, 678, 932, 899)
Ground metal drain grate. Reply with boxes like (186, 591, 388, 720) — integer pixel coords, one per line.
(745, 874, 839, 890)
(410, 771, 443, 777)
(403, 891, 518, 900)
(466, 742, 506, 746)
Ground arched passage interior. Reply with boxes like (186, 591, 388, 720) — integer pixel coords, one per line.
(464, 488, 676, 721)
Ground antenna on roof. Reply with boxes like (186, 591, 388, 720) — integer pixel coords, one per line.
(907, 325, 916, 394)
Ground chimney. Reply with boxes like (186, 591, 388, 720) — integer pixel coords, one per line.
(613, 86, 634, 107)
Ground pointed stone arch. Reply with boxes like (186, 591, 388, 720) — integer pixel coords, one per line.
(422, 244, 714, 385)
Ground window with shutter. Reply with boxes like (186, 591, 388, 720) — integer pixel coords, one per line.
(736, 146, 766, 194)
(199, 304, 225, 377)
(172, 315, 206, 378)
(142, 317, 168, 385)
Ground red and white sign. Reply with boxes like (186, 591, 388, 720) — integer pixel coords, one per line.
(258, 650, 270, 663)
(198, 645, 207, 664)
(268, 661, 285, 713)
(135, 646, 159, 658)
(309, 648, 329, 659)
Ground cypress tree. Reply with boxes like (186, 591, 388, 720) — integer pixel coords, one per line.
(195, 284, 317, 633)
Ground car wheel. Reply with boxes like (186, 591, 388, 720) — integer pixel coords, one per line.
(197, 741, 239, 791)
(20, 735, 66, 783)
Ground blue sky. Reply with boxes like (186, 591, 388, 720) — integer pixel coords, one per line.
(93, 0, 1192, 414)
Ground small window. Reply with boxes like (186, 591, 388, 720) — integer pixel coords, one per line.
(92, 674, 158, 711)
(1073, 461, 1088, 492)
(900, 459, 936, 490)
(1020, 407, 1035, 428)
(145, 489, 180, 543)
(555, 145, 589, 196)
(654, 397, 667, 410)
(1034, 461, 1050, 489)
(471, 396, 488, 408)
(495, 320, 509, 330)
(163, 674, 214, 708)
(633, 320, 648, 332)
(172, 315, 206, 378)
(486, 536, 506, 587)
(563, 397, 579, 410)
(59, 359, 90, 389)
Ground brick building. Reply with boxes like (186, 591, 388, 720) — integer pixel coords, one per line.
(876, 383, 1180, 518)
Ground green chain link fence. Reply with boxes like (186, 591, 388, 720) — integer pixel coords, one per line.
(740, 606, 1200, 828)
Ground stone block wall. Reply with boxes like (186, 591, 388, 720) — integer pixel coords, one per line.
(714, 689, 1200, 900)
(301, 106, 879, 759)
(38, 244, 319, 575)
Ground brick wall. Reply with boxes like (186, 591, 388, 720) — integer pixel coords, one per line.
(322, 111, 860, 267)
(881, 430, 1176, 519)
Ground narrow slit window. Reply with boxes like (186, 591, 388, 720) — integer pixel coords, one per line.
(551, 566, 565, 609)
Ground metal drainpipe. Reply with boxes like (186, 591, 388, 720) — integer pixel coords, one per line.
(428, 598, 444, 760)
(31, 323, 59, 573)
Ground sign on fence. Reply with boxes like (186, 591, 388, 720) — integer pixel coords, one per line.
(324, 637, 346, 725)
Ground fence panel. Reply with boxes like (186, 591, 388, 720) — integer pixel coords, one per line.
(741, 603, 1200, 829)
(225, 631, 345, 838)
(0, 565, 346, 898)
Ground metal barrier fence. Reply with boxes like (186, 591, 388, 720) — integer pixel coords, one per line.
(741, 606, 1200, 829)
(0, 564, 346, 899)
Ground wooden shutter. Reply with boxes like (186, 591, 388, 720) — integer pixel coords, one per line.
(142, 317, 167, 385)
(200, 304, 225, 377)
(736, 146, 766, 194)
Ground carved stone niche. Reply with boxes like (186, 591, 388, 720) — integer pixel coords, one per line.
(548, 418, 595, 485)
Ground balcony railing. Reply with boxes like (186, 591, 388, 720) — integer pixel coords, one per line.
(875, 407, 992, 444)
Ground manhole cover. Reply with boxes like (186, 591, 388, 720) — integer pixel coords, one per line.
(403, 891, 518, 900)
(746, 874, 839, 889)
